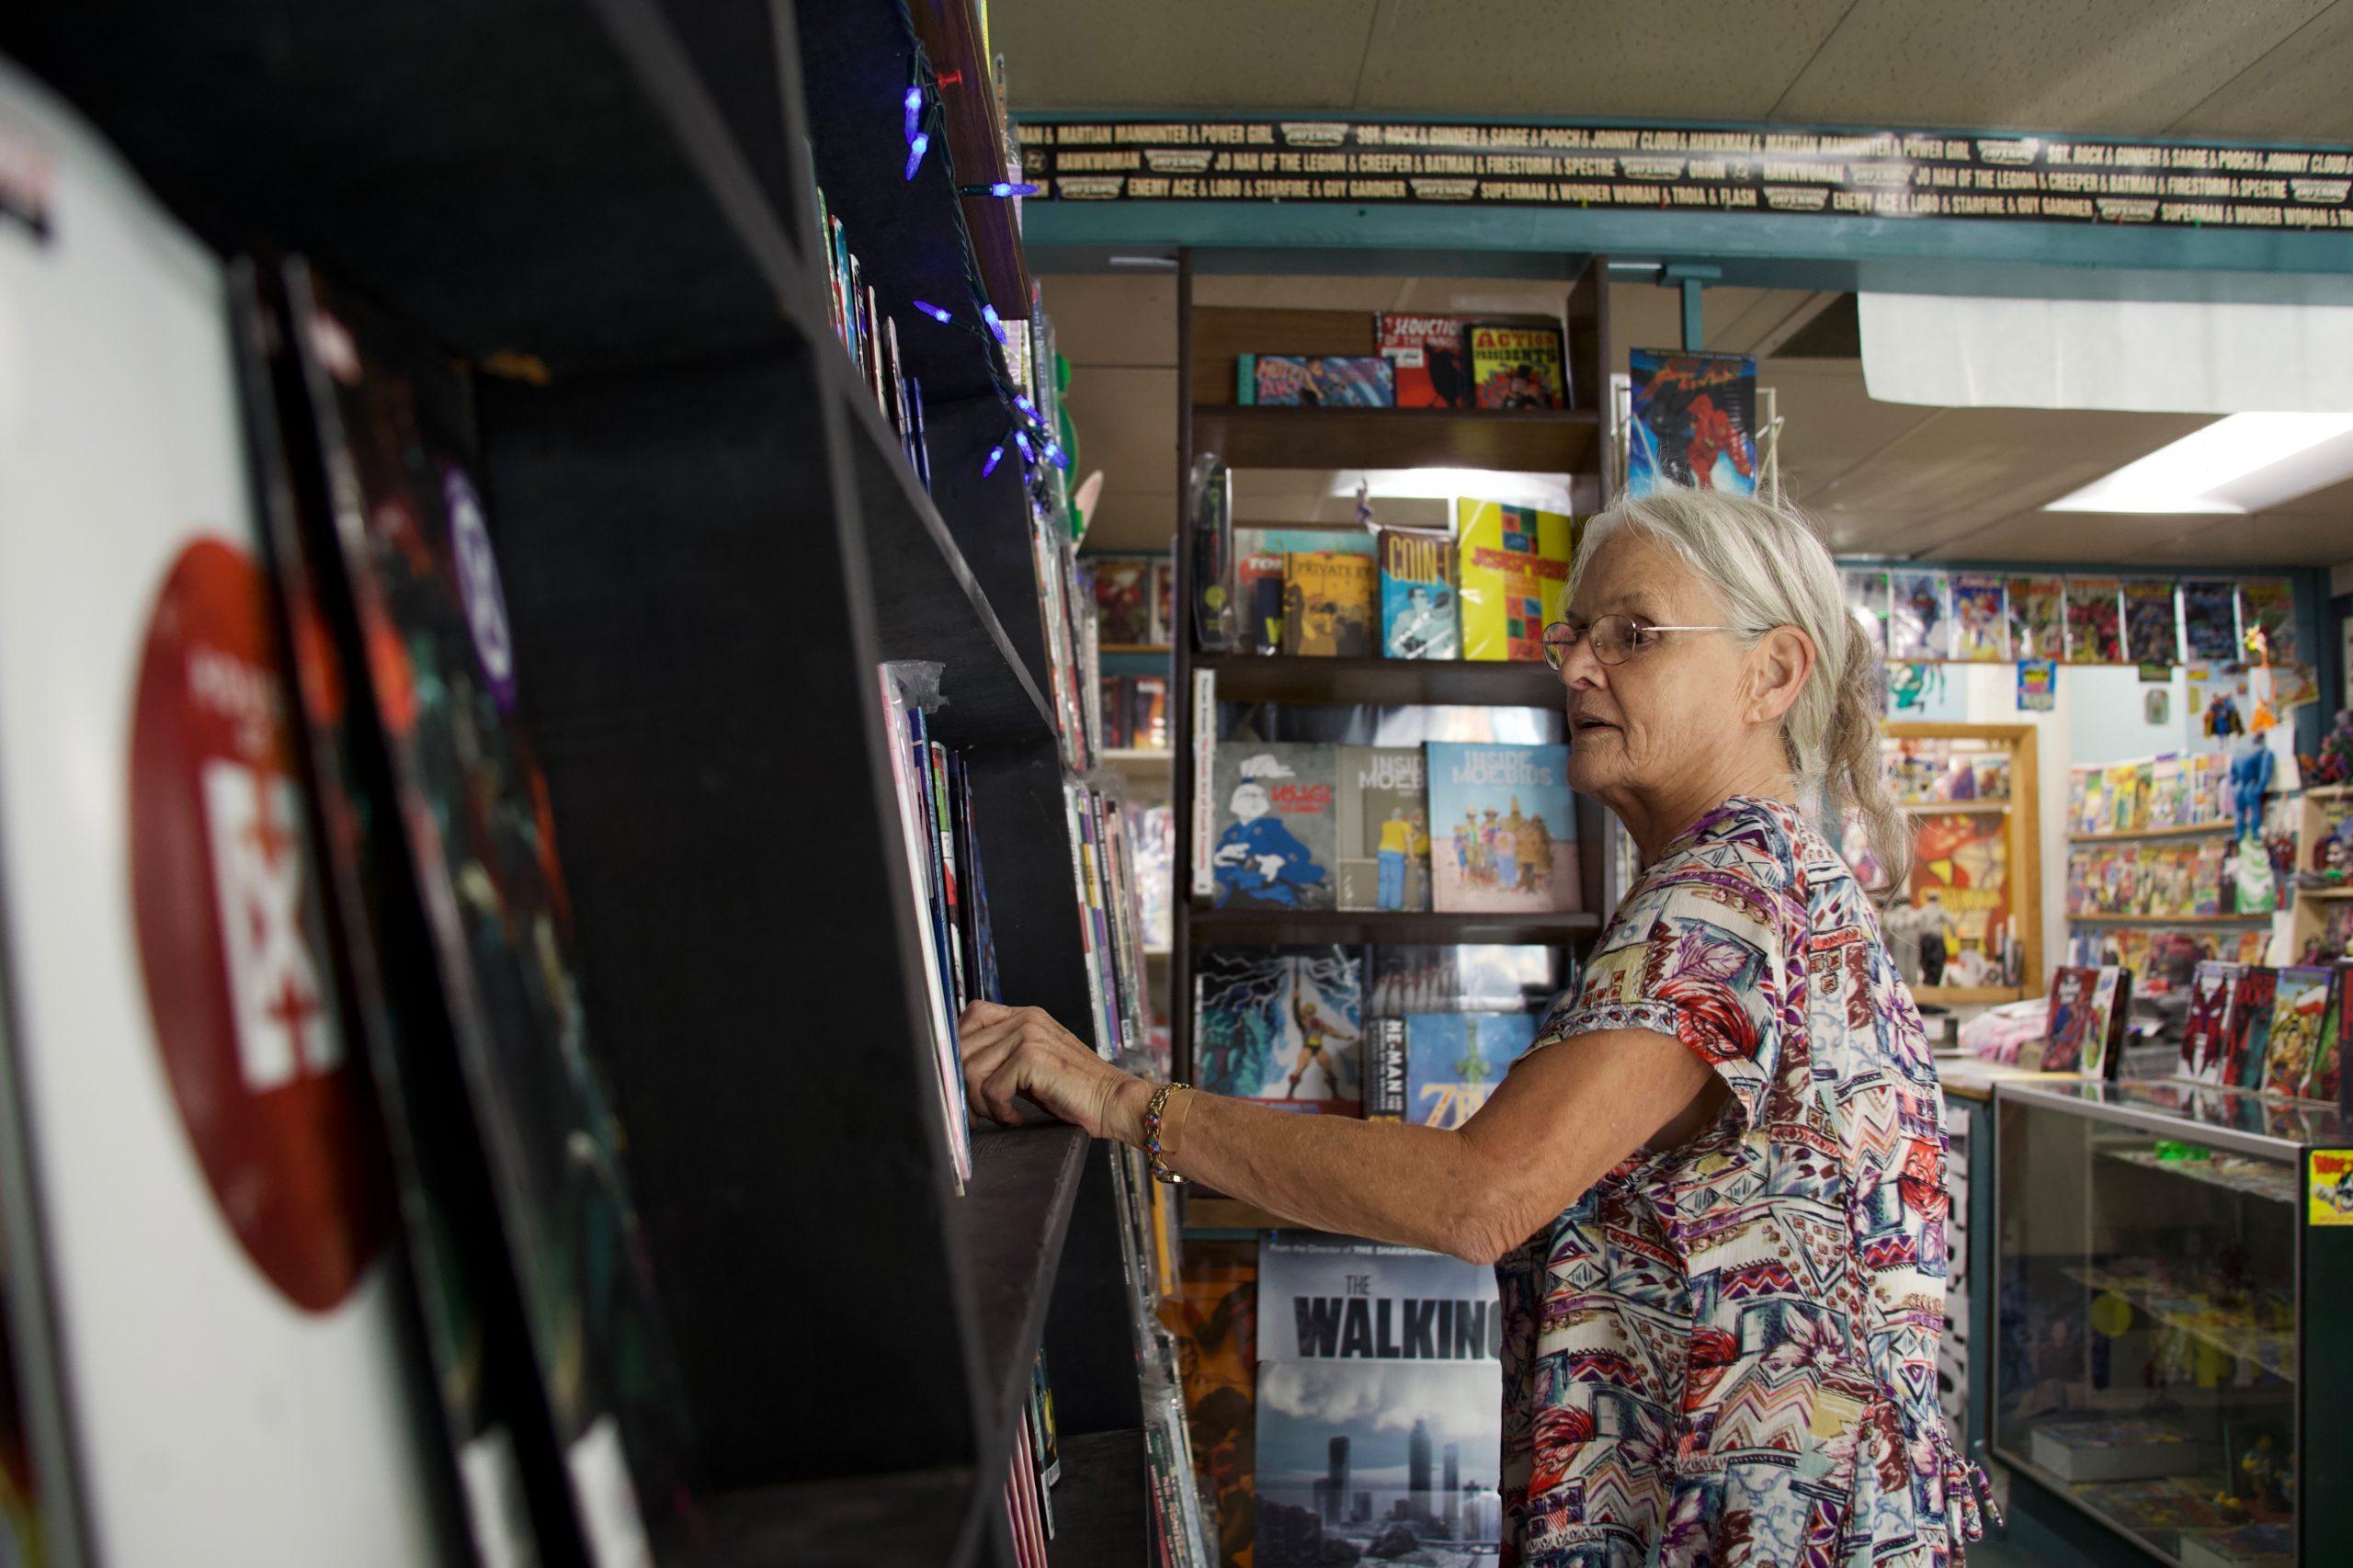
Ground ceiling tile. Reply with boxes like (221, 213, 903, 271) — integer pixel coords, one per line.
(1773, 0, 2333, 134)
(2167, 0, 2353, 141)
(994, 0, 1381, 111)
(1039, 273, 1177, 367)
(1353, 0, 1857, 119)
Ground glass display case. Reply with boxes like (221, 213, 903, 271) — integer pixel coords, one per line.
(1995, 1080, 2353, 1567)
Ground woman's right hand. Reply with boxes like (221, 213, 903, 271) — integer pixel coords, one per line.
(958, 1001, 1149, 1142)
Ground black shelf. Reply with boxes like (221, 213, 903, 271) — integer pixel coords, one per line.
(1200, 653, 1567, 710)
(1048, 1430, 1148, 1566)
(1193, 403, 1597, 473)
(1190, 907, 1602, 946)
(961, 1124, 1090, 1449)
(688, 1466, 974, 1568)
(11, 0, 820, 372)
(824, 347, 1056, 747)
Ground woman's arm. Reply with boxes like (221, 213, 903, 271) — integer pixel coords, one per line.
(959, 1000, 1718, 1265)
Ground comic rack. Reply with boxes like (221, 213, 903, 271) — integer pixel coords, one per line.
(1167, 255, 1620, 1103)
(4, 1, 1149, 1564)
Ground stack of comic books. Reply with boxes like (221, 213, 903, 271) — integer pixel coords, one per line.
(814, 181, 933, 487)
(1066, 778, 1155, 1062)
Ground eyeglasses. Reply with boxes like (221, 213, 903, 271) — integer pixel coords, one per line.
(1540, 614, 1737, 670)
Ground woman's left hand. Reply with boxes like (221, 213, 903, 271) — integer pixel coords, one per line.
(958, 1001, 1146, 1141)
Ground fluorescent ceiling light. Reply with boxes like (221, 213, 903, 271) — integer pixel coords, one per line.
(1326, 467, 1574, 508)
(2044, 413, 2353, 514)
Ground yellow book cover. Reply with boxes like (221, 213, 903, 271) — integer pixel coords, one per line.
(1281, 551, 1377, 656)
(1456, 499, 1577, 662)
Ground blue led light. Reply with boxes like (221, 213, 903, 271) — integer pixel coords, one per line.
(904, 131, 929, 180)
(1013, 393, 1039, 418)
(981, 304, 1007, 344)
(982, 443, 1006, 478)
(1013, 430, 1034, 462)
(911, 300, 953, 325)
(1043, 439, 1072, 472)
(904, 85, 923, 140)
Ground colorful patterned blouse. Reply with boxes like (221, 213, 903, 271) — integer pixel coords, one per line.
(1496, 797, 1986, 1568)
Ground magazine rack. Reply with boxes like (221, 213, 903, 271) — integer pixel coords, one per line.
(4, 1, 1144, 1562)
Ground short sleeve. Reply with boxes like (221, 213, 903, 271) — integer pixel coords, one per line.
(1530, 846, 1791, 1132)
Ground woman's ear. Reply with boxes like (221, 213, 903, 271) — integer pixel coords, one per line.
(1746, 626, 1817, 726)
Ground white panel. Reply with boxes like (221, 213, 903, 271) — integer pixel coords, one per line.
(1859, 292, 2353, 414)
(0, 61, 438, 1565)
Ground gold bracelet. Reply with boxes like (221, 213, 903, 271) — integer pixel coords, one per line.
(1142, 1082, 1190, 1184)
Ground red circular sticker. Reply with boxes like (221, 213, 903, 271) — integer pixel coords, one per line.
(129, 538, 386, 1312)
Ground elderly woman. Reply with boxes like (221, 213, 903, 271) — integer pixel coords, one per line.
(958, 490, 1988, 1566)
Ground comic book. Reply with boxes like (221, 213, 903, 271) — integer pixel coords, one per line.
(2223, 968, 2279, 1089)
(1910, 811, 2008, 963)
(1364, 947, 1564, 1017)
(1210, 743, 1336, 911)
(2237, 578, 2297, 665)
(1842, 569, 1889, 655)
(287, 270, 697, 1551)
(2261, 965, 2335, 1098)
(1627, 348, 1756, 494)
(1456, 499, 1574, 662)
(1237, 551, 1288, 655)
(2180, 580, 2240, 663)
(1090, 555, 1157, 647)
(1376, 313, 1473, 409)
(1427, 743, 1579, 914)
(2122, 579, 2181, 666)
(2307, 962, 2345, 1104)
(2065, 576, 2124, 663)
(2006, 574, 2066, 661)
(1151, 558, 1176, 646)
(1170, 1239, 1260, 1568)
(1334, 746, 1431, 912)
(2082, 966, 2131, 1081)
(1281, 551, 1378, 657)
(239, 264, 573, 1568)
(1949, 574, 2008, 661)
(2039, 966, 2097, 1073)
(1469, 324, 1568, 409)
(1193, 946, 1363, 1112)
(1377, 526, 1459, 659)
(1255, 1234, 1503, 1562)
(1404, 1013, 1539, 1128)
(0, 85, 442, 1562)
(1238, 354, 1392, 407)
(1888, 571, 1950, 661)
(2177, 961, 2243, 1083)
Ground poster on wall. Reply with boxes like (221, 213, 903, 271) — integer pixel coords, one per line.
(2063, 575, 2123, 663)
(1911, 811, 2012, 975)
(2121, 579, 2182, 666)
(2180, 580, 2242, 664)
(1949, 573, 2008, 661)
(0, 64, 440, 1564)
(1626, 348, 1756, 495)
(2006, 574, 2065, 662)
(1841, 568, 1889, 655)
(2017, 659, 2057, 712)
(1888, 571, 1950, 662)
(1888, 662, 1965, 721)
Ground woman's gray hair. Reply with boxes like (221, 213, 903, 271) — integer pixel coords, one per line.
(1570, 487, 1911, 885)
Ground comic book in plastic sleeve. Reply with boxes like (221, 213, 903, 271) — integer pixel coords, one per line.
(2064, 576, 2124, 663)
(1376, 312, 1473, 408)
(1377, 525, 1459, 659)
(2006, 574, 2065, 661)
(1455, 498, 1574, 662)
(1468, 323, 1567, 408)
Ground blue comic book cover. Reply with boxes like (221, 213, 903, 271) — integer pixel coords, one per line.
(1427, 743, 1577, 915)
(1404, 1013, 1539, 1128)
(1194, 945, 1362, 1113)
(1378, 526, 1458, 659)
(1628, 348, 1756, 496)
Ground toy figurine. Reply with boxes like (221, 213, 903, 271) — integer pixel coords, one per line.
(2310, 706, 2353, 788)
(2230, 738, 2275, 842)
(2204, 690, 2245, 740)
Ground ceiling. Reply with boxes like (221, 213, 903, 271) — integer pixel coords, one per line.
(995, 0, 2353, 142)
(1051, 269, 2353, 567)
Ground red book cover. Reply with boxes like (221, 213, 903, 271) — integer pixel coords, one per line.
(1376, 312, 1473, 408)
(2220, 967, 2278, 1089)
(2177, 960, 2242, 1084)
(2039, 965, 2097, 1072)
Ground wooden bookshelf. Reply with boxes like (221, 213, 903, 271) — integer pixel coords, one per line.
(1192, 403, 1598, 473)
(1903, 799, 2011, 815)
(2065, 913, 2272, 926)
(1193, 907, 1602, 947)
(1199, 652, 1567, 710)
(1914, 984, 2029, 1006)
(1169, 268, 1615, 1086)
(9, 4, 1143, 1561)
(904, 0, 1032, 320)
(2068, 821, 2235, 843)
